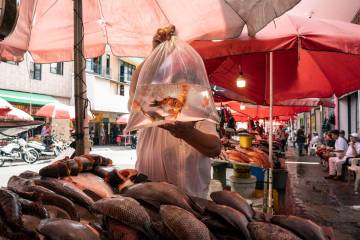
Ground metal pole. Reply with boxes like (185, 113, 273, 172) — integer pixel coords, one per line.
(267, 51, 274, 214)
(74, 0, 90, 155)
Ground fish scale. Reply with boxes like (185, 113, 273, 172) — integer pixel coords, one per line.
(122, 182, 195, 214)
(160, 205, 211, 240)
(93, 197, 153, 237)
(248, 222, 302, 240)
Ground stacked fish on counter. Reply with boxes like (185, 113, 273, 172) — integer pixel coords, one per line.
(0, 155, 330, 240)
(222, 147, 272, 168)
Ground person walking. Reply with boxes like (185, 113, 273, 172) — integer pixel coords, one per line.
(296, 126, 306, 156)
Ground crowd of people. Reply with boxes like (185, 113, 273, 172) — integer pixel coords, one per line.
(292, 127, 360, 181)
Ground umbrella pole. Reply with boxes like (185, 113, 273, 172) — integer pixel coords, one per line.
(267, 51, 274, 214)
(74, 0, 90, 155)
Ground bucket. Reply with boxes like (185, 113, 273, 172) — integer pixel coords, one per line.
(233, 164, 251, 178)
(230, 175, 257, 198)
(239, 134, 252, 148)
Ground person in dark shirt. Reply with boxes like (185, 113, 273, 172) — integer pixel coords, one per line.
(296, 126, 306, 156)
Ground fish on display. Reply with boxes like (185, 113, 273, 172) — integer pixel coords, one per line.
(248, 222, 301, 240)
(206, 201, 251, 240)
(18, 170, 39, 179)
(37, 218, 100, 240)
(210, 191, 254, 221)
(122, 182, 195, 214)
(0, 188, 39, 239)
(18, 198, 49, 219)
(92, 196, 155, 239)
(160, 205, 211, 240)
(11, 183, 80, 221)
(34, 177, 95, 210)
(271, 215, 328, 240)
(62, 173, 114, 200)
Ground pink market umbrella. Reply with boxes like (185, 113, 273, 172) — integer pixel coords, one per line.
(195, 15, 360, 104)
(0, 97, 12, 116)
(115, 114, 130, 125)
(0, 0, 300, 63)
(2, 107, 33, 121)
(35, 103, 71, 119)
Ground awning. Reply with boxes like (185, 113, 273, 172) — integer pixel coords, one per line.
(0, 89, 58, 105)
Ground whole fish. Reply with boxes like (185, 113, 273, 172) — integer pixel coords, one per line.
(62, 173, 114, 200)
(206, 201, 251, 240)
(248, 222, 301, 240)
(34, 177, 94, 210)
(12, 184, 79, 221)
(0, 217, 35, 240)
(37, 218, 99, 240)
(160, 205, 211, 240)
(82, 154, 113, 167)
(0, 188, 23, 229)
(122, 182, 195, 214)
(0, 188, 39, 239)
(92, 196, 154, 238)
(210, 191, 254, 221)
(18, 198, 49, 219)
(19, 170, 39, 179)
(271, 215, 328, 240)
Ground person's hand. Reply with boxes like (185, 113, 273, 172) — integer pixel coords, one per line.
(152, 25, 176, 49)
(159, 121, 195, 139)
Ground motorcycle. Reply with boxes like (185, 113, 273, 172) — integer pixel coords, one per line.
(0, 138, 39, 167)
(27, 136, 62, 158)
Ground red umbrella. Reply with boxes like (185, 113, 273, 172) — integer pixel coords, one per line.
(225, 101, 310, 119)
(193, 15, 360, 103)
(35, 103, 71, 119)
(115, 114, 130, 125)
(4, 107, 33, 121)
(0, 0, 300, 62)
(0, 97, 12, 116)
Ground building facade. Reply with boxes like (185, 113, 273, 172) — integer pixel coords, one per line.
(83, 48, 141, 145)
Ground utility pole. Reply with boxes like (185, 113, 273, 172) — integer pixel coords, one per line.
(74, 0, 90, 155)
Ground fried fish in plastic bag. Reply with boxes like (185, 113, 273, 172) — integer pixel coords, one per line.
(126, 36, 219, 131)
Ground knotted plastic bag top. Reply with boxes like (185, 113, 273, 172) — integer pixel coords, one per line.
(125, 36, 219, 131)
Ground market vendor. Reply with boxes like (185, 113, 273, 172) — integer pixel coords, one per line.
(127, 26, 221, 198)
(325, 133, 360, 180)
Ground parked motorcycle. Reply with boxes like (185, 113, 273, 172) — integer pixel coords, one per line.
(0, 138, 39, 167)
(27, 136, 62, 158)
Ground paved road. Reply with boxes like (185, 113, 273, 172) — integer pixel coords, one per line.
(285, 147, 360, 240)
(0, 146, 137, 187)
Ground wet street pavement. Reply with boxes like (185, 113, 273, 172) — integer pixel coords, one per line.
(285, 147, 360, 240)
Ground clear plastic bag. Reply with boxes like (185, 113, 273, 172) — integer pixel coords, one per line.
(125, 36, 219, 131)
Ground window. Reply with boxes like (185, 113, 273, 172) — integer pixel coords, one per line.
(119, 60, 135, 83)
(30, 63, 42, 80)
(119, 85, 125, 96)
(86, 57, 102, 74)
(50, 62, 63, 75)
(106, 54, 110, 76)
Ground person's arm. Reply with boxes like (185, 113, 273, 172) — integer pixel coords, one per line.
(160, 122, 221, 158)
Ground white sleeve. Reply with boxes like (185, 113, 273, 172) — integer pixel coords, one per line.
(356, 143, 360, 155)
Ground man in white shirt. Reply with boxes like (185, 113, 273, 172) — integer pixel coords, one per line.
(326, 133, 360, 180)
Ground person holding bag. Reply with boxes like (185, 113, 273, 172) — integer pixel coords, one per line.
(127, 26, 221, 198)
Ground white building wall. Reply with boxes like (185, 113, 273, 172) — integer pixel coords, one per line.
(87, 74, 129, 114)
(338, 97, 349, 137)
(0, 55, 73, 103)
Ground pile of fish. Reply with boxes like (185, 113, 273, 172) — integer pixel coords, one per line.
(224, 148, 272, 168)
(0, 154, 330, 240)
